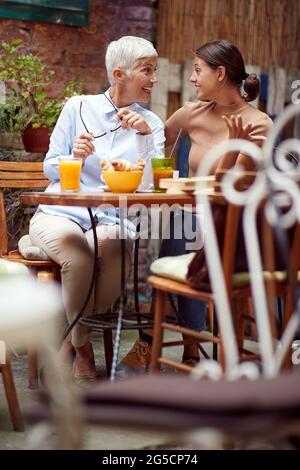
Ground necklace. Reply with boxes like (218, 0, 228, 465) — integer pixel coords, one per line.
(214, 99, 246, 115)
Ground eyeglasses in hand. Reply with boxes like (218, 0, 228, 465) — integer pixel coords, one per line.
(79, 94, 122, 139)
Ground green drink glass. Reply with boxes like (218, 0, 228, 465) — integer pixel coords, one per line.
(151, 158, 175, 192)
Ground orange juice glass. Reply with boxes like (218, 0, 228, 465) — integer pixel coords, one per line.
(59, 157, 82, 192)
(151, 158, 175, 191)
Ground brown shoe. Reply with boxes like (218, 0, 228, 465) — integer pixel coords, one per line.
(116, 339, 151, 378)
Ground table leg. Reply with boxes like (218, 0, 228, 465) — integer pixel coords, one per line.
(134, 212, 141, 319)
(110, 207, 126, 382)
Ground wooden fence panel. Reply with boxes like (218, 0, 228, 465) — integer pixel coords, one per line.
(157, 0, 300, 74)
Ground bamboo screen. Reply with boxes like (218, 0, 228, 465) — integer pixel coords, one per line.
(157, 0, 300, 74)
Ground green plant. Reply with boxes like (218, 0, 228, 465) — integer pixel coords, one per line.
(0, 38, 82, 133)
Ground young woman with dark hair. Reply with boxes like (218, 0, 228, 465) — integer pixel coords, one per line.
(166, 39, 272, 175)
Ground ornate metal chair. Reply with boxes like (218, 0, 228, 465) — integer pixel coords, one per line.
(148, 104, 300, 378)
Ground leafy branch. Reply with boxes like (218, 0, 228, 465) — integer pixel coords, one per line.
(0, 38, 83, 132)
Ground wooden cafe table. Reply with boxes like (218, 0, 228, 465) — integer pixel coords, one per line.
(20, 190, 195, 380)
(20, 190, 195, 209)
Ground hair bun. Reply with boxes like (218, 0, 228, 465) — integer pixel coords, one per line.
(243, 72, 260, 102)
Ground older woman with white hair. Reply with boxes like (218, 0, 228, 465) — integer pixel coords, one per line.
(29, 36, 164, 380)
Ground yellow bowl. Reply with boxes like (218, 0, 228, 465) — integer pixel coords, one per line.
(102, 170, 143, 193)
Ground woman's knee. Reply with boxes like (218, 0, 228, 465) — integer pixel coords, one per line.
(60, 240, 94, 273)
(30, 212, 89, 264)
(86, 224, 134, 255)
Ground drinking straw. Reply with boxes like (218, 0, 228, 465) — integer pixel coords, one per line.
(169, 128, 182, 159)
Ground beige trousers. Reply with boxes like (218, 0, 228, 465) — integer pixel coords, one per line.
(29, 211, 133, 347)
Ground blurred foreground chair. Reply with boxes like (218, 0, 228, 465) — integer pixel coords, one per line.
(0, 274, 80, 447)
(27, 372, 300, 449)
(0, 161, 60, 388)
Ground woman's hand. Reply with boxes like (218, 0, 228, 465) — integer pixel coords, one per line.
(223, 114, 252, 140)
(72, 133, 95, 159)
(215, 115, 255, 178)
(117, 108, 152, 135)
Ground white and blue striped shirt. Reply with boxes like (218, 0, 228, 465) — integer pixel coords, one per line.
(40, 89, 165, 230)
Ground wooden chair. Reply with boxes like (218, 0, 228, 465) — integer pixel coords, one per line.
(0, 352, 24, 431)
(148, 194, 242, 373)
(148, 191, 299, 375)
(0, 161, 60, 388)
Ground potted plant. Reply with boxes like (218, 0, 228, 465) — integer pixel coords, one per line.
(0, 38, 82, 152)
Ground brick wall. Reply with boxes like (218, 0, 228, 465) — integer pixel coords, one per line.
(0, 0, 155, 97)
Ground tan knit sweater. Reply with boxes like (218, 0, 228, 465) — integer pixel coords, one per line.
(165, 99, 273, 176)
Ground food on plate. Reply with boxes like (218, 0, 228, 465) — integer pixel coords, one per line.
(100, 158, 146, 172)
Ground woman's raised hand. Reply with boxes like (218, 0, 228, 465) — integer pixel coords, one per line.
(223, 114, 253, 141)
(117, 108, 152, 135)
(72, 133, 95, 159)
(215, 114, 256, 177)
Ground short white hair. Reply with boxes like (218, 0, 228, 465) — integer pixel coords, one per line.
(105, 36, 157, 85)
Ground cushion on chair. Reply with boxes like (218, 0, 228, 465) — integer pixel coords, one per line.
(0, 258, 30, 276)
(150, 253, 195, 284)
(150, 253, 291, 290)
(18, 235, 50, 261)
(232, 270, 288, 288)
